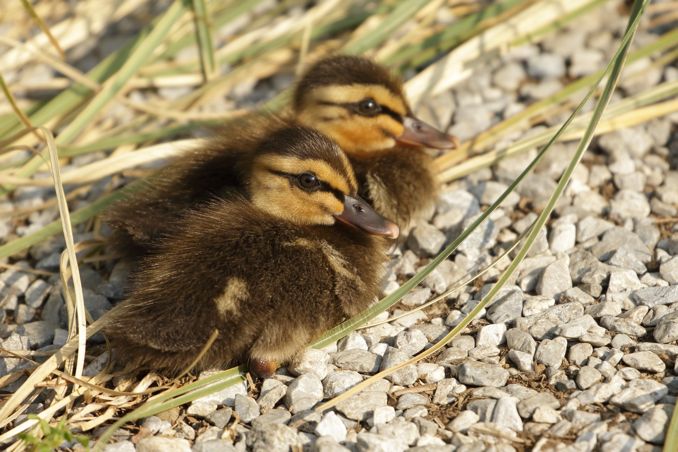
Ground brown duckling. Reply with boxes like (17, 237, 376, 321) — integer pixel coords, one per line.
(294, 55, 459, 230)
(102, 125, 398, 377)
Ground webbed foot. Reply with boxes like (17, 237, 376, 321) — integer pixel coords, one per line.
(249, 357, 279, 379)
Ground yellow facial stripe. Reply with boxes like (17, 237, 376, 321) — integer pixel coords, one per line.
(256, 155, 352, 195)
(307, 84, 408, 117)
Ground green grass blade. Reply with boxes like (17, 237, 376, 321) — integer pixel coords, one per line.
(342, 0, 433, 55)
(19, 0, 65, 58)
(55, 1, 187, 146)
(191, 0, 217, 80)
(385, 0, 529, 68)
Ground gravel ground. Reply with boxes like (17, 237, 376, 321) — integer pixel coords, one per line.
(2, 1, 678, 451)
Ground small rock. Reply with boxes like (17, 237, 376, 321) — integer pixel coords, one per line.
(622, 351, 666, 373)
(335, 391, 387, 421)
(491, 397, 523, 431)
(536, 256, 572, 298)
(407, 223, 447, 257)
(380, 347, 418, 386)
(535, 337, 567, 369)
(315, 412, 347, 443)
(137, 437, 191, 452)
(356, 432, 405, 452)
(633, 404, 672, 444)
(568, 343, 593, 366)
(394, 329, 428, 356)
(24, 279, 50, 308)
(288, 349, 330, 380)
(533, 406, 560, 424)
(258, 379, 287, 413)
(247, 423, 301, 452)
(610, 379, 668, 413)
(505, 328, 536, 355)
(508, 350, 533, 372)
(659, 257, 678, 284)
(527, 53, 566, 79)
(476, 324, 506, 347)
(333, 350, 381, 373)
(631, 286, 678, 307)
(457, 360, 509, 387)
(16, 321, 54, 348)
(370, 406, 396, 426)
(285, 374, 323, 413)
(447, 410, 478, 433)
(576, 366, 603, 390)
(401, 287, 432, 308)
(323, 370, 363, 399)
(549, 223, 576, 253)
(234, 394, 260, 423)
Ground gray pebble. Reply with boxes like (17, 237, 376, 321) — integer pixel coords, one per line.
(535, 337, 567, 368)
(285, 374, 323, 413)
(527, 53, 566, 79)
(323, 370, 363, 399)
(407, 223, 447, 257)
(610, 379, 668, 413)
(632, 404, 672, 444)
(258, 379, 287, 413)
(288, 349, 330, 380)
(335, 391, 387, 421)
(234, 394, 260, 423)
(314, 411, 347, 443)
(536, 256, 572, 299)
(458, 360, 509, 387)
(137, 437, 191, 452)
(491, 397, 523, 431)
(568, 343, 593, 366)
(380, 346, 417, 386)
(659, 257, 678, 284)
(621, 351, 666, 373)
(246, 422, 301, 452)
(333, 350, 380, 373)
(576, 366, 603, 390)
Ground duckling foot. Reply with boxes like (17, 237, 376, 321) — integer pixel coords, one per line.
(249, 357, 279, 379)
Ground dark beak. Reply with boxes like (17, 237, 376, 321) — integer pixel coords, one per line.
(335, 195, 399, 239)
(398, 116, 460, 149)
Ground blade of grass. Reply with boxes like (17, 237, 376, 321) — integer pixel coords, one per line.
(665, 401, 678, 452)
(0, 75, 41, 141)
(343, 0, 433, 55)
(40, 127, 87, 378)
(316, 0, 647, 412)
(385, 0, 531, 68)
(19, 0, 65, 58)
(191, 0, 217, 81)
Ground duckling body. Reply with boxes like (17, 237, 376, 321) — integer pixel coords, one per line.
(351, 147, 437, 229)
(103, 126, 397, 376)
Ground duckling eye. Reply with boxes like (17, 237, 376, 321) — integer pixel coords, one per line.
(357, 98, 381, 116)
(297, 172, 320, 191)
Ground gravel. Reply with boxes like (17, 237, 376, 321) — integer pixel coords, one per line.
(3, 3, 677, 451)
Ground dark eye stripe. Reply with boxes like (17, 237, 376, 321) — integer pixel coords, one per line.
(319, 100, 403, 123)
(270, 170, 345, 202)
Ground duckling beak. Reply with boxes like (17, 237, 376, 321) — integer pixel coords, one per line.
(398, 116, 460, 149)
(335, 195, 400, 239)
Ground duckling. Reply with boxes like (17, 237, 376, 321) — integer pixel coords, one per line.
(294, 55, 459, 231)
(102, 125, 399, 377)
(106, 56, 455, 257)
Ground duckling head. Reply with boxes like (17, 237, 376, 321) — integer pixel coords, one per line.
(248, 126, 399, 238)
(293, 55, 458, 155)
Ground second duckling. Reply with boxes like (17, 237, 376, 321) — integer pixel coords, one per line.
(102, 125, 398, 377)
